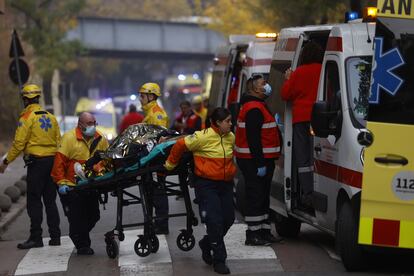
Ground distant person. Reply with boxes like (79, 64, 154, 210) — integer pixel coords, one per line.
(281, 41, 323, 209)
(119, 104, 144, 133)
(51, 112, 109, 255)
(174, 100, 202, 135)
(192, 95, 208, 128)
(0, 84, 61, 249)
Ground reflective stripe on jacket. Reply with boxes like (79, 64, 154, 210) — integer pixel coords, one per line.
(6, 104, 61, 163)
(142, 101, 169, 128)
(51, 127, 109, 186)
(165, 127, 236, 181)
(235, 101, 280, 159)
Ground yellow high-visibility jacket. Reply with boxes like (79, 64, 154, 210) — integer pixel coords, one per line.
(51, 127, 109, 186)
(6, 104, 61, 163)
(142, 101, 169, 128)
(165, 126, 236, 182)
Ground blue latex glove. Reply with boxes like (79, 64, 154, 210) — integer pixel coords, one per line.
(58, 185, 70, 195)
(257, 166, 267, 177)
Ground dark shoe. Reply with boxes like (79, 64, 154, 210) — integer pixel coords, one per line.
(262, 232, 283, 243)
(154, 226, 169, 235)
(213, 262, 230, 274)
(17, 239, 44, 249)
(198, 240, 213, 265)
(77, 247, 94, 255)
(49, 238, 61, 246)
(245, 236, 271, 246)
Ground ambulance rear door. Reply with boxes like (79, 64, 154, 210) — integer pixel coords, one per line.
(359, 1, 414, 249)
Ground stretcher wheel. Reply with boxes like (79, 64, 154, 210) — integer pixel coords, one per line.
(105, 238, 119, 259)
(176, 230, 195, 251)
(134, 235, 151, 257)
(118, 231, 125, 242)
(150, 234, 159, 253)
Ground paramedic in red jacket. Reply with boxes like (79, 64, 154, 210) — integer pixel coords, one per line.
(235, 75, 282, 246)
(281, 41, 323, 209)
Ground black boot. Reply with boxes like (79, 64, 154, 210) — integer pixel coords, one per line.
(245, 230, 271, 246)
(77, 247, 94, 255)
(260, 230, 283, 243)
(17, 239, 44, 249)
(213, 262, 230, 274)
(199, 237, 213, 265)
(49, 238, 61, 246)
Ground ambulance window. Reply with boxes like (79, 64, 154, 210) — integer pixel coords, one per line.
(324, 61, 341, 111)
(346, 56, 372, 128)
(267, 61, 291, 115)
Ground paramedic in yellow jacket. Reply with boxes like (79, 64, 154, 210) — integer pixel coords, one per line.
(0, 84, 61, 250)
(51, 112, 109, 255)
(139, 82, 170, 234)
(164, 107, 235, 274)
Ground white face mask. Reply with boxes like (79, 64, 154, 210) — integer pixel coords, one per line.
(82, 125, 96, 137)
(263, 83, 272, 97)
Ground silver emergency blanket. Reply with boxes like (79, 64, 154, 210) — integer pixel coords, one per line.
(104, 123, 178, 159)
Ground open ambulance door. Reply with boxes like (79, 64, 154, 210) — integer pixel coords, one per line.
(359, 1, 414, 250)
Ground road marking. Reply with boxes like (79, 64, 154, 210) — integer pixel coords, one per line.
(14, 236, 74, 275)
(119, 229, 172, 276)
(224, 224, 278, 260)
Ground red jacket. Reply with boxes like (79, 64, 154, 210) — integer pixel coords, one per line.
(119, 112, 144, 133)
(281, 63, 322, 124)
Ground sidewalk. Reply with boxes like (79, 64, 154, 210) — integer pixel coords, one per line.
(0, 142, 27, 236)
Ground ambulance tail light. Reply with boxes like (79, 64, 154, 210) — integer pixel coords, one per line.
(362, 7, 377, 22)
(345, 11, 359, 22)
(326, 37, 343, 52)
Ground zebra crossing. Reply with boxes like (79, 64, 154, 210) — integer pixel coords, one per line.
(8, 224, 282, 276)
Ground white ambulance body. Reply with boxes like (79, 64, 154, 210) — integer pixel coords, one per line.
(263, 21, 378, 270)
(209, 34, 276, 118)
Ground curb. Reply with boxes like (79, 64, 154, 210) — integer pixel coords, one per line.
(0, 196, 26, 237)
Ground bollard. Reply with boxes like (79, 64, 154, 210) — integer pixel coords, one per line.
(14, 180, 27, 195)
(0, 194, 12, 212)
(4, 186, 20, 203)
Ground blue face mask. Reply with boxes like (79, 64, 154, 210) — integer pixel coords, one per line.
(263, 83, 272, 97)
(83, 125, 96, 137)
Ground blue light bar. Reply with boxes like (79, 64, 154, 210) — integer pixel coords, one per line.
(345, 11, 359, 22)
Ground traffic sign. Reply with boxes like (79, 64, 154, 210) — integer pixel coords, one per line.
(9, 30, 25, 57)
(9, 58, 29, 85)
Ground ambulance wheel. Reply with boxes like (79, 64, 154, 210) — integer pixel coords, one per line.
(106, 238, 119, 259)
(337, 201, 366, 271)
(150, 234, 159, 253)
(134, 235, 151, 257)
(176, 230, 195, 251)
(274, 213, 301, 238)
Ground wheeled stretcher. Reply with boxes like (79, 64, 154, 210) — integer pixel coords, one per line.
(72, 134, 198, 259)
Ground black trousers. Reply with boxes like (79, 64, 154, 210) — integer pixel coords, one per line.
(61, 191, 100, 249)
(26, 156, 60, 241)
(237, 158, 275, 235)
(293, 122, 314, 196)
(195, 178, 234, 263)
(153, 174, 169, 229)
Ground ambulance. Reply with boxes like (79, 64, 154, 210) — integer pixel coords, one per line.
(209, 33, 276, 123)
(250, 3, 414, 271)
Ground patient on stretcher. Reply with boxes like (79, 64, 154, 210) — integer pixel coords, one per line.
(74, 123, 181, 184)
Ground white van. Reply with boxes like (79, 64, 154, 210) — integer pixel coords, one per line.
(209, 34, 276, 122)
(236, 6, 414, 271)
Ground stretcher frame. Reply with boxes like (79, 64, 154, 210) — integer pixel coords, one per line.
(72, 154, 198, 258)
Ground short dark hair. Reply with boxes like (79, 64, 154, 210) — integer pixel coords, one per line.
(299, 41, 324, 65)
(210, 107, 231, 126)
(129, 104, 137, 112)
(248, 74, 264, 93)
(180, 100, 191, 108)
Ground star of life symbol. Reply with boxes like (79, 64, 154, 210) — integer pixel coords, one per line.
(39, 115, 52, 131)
(369, 37, 405, 104)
